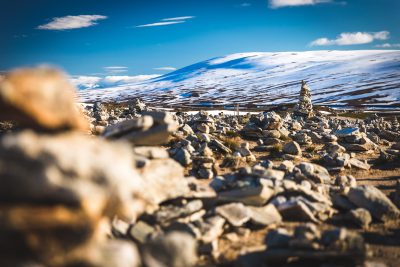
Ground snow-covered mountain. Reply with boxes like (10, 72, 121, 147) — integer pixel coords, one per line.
(78, 50, 400, 107)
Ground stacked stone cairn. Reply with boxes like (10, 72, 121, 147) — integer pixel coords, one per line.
(294, 80, 314, 118)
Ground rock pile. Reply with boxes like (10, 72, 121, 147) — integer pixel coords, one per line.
(294, 80, 314, 118)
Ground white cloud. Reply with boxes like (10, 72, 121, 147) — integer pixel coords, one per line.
(375, 43, 400, 48)
(310, 31, 390, 46)
(239, 3, 252, 7)
(104, 66, 127, 69)
(154, 67, 177, 71)
(70, 75, 161, 90)
(70, 76, 102, 89)
(269, 0, 331, 8)
(162, 16, 195, 21)
(103, 75, 160, 84)
(104, 66, 128, 74)
(37, 15, 107, 30)
(136, 21, 185, 28)
(136, 16, 194, 28)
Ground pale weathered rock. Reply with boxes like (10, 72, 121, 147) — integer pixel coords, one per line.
(263, 112, 283, 130)
(349, 158, 371, 170)
(181, 124, 194, 135)
(0, 67, 88, 131)
(210, 139, 232, 154)
(335, 175, 357, 192)
(283, 141, 302, 156)
(104, 112, 178, 145)
(335, 127, 360, 138)
(139, 158, 190, 208)
(276, 200, 319, 223)
(197, 216, 226, 244)
(153, 200, 203, 223)
(237, 142, 252, 157)
(71, 240, 142, 267)
(277, 160, 295, 172)
(289, 224, 320, 250)
(102, 116, 154, 138)
(216, 202, 250, 227)
(0, 130, 146, 220)
(142, 231, 197, 267)
(248, 204, 282, 226)
(173, 148, 192, 167)
(347, 185, 400, 221)
(321, 228, 366, 253)
(197, 123, 210, 134)
(297, 162, 331, 184)
(218, 185, 275, 206)
(133, 146, 169, 159)
(346, 208, 372, 229)
(129, 221, 157, 244)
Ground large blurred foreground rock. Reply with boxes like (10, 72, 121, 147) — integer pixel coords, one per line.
(0, 68, 88, 131)
(0, 67, 192, 267)
(0, 131, 146, 219)
(0, 130, 191, 266)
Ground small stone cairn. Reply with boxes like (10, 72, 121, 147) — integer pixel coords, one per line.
(294, 80, 314, 118)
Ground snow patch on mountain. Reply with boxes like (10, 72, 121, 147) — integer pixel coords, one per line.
(71, 74, 161, 90)
(78, 50, 400, 107)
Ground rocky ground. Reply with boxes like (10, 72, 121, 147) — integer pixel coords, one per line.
(0, 67, 399, 267)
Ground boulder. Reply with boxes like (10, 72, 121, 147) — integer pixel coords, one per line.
(349, 158, 371, 170)
(139, 158, 190, 208)
(283, 141, 302, 156)
(0, 130, 146, 220)
(0, 67, 88, 131)
(248, 204, 282, 226)
(218, 185, 275, 206)
(347, 185, 400, 221)
(142, 232, 197, 267)
(215, 203, 250, 227)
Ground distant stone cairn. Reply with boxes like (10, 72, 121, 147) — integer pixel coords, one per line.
(294, 80, 314, 118)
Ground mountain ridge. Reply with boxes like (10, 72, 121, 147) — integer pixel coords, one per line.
(78, 50, 400, 107)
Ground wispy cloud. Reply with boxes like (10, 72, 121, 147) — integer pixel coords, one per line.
(136, 16, 195, 28)
(37, 15, 107, 30)
(136, 21, 185, 28)
(375, 43, 400, 48)
(269, 0, 332, 8)
(239, 3, 252, 7)
(13, 34, 28, 38)
(162, 16, 195, 21)
(310, 31, 390, 46)
(154, 67, 177, 71)
(104, 66, 128, 74)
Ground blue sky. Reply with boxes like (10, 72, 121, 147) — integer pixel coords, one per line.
(1, 0, 399, 78)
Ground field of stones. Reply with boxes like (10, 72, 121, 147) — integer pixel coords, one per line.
(0, 68, 399, 267)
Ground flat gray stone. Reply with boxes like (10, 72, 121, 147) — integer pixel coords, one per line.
(218, 185, 275, 206)
(215, 202, 251, 227)
(349, 158, 371, 170)
(248, 204, 282, 226)
(335, 127, 360, 138)
(347, 185, 400, 221)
